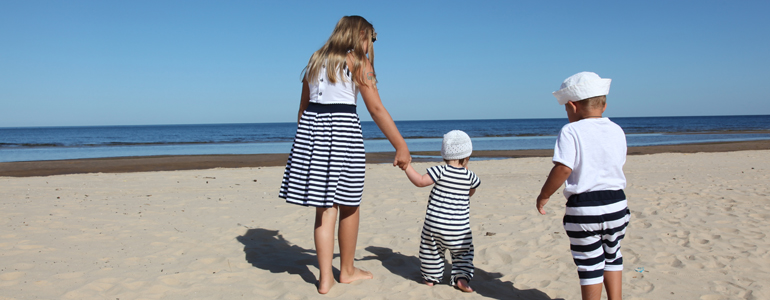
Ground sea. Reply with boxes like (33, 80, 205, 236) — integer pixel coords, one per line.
(1, 115, 770, 163)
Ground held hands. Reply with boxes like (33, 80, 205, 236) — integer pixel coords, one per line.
(536, 194, 550, 215)
(393, 148, 412, 170)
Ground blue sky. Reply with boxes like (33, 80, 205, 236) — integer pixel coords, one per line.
(1, 1, 768, 127)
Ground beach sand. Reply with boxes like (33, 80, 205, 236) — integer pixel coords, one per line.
(1, 145, 769, 299)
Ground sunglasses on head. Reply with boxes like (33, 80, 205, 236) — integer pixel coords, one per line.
(372, 32, 377, 43)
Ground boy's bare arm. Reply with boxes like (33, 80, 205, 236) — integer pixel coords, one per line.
(405, 164, 434, 187)
(469, 188, 476, 197)
(536, 162, 572, 215)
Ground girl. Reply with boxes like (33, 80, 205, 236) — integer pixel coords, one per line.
(279, 15, 411, 294)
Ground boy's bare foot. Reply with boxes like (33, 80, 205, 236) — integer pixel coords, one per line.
(456, 278, 473, 293)
(317, 276, 335, 294)
(339, 267, 373, 284)
(424, 280, 434, 286)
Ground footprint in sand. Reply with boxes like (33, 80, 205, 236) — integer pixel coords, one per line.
(538, 280, 551, 288)
(629, 279, 654, 293)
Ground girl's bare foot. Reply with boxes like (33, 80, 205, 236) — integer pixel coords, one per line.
(424, 280, 434, 286)
(317, 276, 335, 294)
(339, 267, 373, 284)
(456, 278, 473, 293)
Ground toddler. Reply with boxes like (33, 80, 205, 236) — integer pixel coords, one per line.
(405, 130, 480, 293)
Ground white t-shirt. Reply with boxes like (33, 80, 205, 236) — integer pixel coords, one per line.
(308, 64, 359, 105)
(553, 118, 627, 199)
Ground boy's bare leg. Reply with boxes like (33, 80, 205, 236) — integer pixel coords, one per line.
(314, 206, 338, 294)
(604, 271, 622, 300)
(580, 283, 603, 300)
(456, 278, 473, 292)
(337, 205, 373, 283)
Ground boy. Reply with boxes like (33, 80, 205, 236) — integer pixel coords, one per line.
(536, 72, 630, 300)
(405, 130, 480, 293)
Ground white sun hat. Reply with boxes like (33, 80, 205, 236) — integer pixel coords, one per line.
(552, 72, 612, 105)
(441, 130, 472, 160)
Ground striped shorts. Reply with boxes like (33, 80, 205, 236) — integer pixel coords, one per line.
(563, 190, 630, 286)
(278, 103, 366, 207)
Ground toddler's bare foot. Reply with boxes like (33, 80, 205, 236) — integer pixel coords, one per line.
(317, 276, 335, 294)
(339, 267, 373, 284)
(456, 278, 473, 293)
(424, 280, 434, 286)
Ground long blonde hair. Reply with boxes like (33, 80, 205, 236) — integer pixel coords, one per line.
(303, 16, 376, 87)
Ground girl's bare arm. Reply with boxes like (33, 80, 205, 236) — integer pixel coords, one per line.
(355, 57, 411, 170)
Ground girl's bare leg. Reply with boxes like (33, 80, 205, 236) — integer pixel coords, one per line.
(314, 206, 338, 294)
(338, 205, 373, 283)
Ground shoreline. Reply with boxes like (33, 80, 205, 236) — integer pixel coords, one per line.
(1, 139, 769, 177)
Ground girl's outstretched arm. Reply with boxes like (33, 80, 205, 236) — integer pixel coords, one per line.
(405, 164, 434, 187)
(297, 79, 310, 123)
(356, 58, 411, 170)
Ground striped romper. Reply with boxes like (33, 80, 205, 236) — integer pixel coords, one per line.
(279, 64, 366, 207)
(420, 165, 480, 285)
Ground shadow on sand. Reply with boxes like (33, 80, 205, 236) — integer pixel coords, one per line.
(236, 228, 338, 285)
(236, 229, 561, 299)
(361, 246, 562, 300)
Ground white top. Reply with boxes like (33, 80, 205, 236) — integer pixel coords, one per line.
(553, 118, 627, 199)
(308, 64, 358, 105)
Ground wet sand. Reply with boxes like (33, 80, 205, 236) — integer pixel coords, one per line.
(1, 140, 770, 177)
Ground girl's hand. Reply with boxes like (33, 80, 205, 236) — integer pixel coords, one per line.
(394, 148, 411, 170)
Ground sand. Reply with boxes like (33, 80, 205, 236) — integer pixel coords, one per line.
(1, 149, 769, 299)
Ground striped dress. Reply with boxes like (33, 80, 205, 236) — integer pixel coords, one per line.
(419, 165, 480, 285)
(279, 65, 366, 207)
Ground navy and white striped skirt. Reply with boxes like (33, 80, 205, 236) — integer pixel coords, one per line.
(279, 103, 366, 207)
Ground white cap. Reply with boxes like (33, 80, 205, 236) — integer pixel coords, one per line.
(552, 72, 611, 105)
(441, 130, 472, 160)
